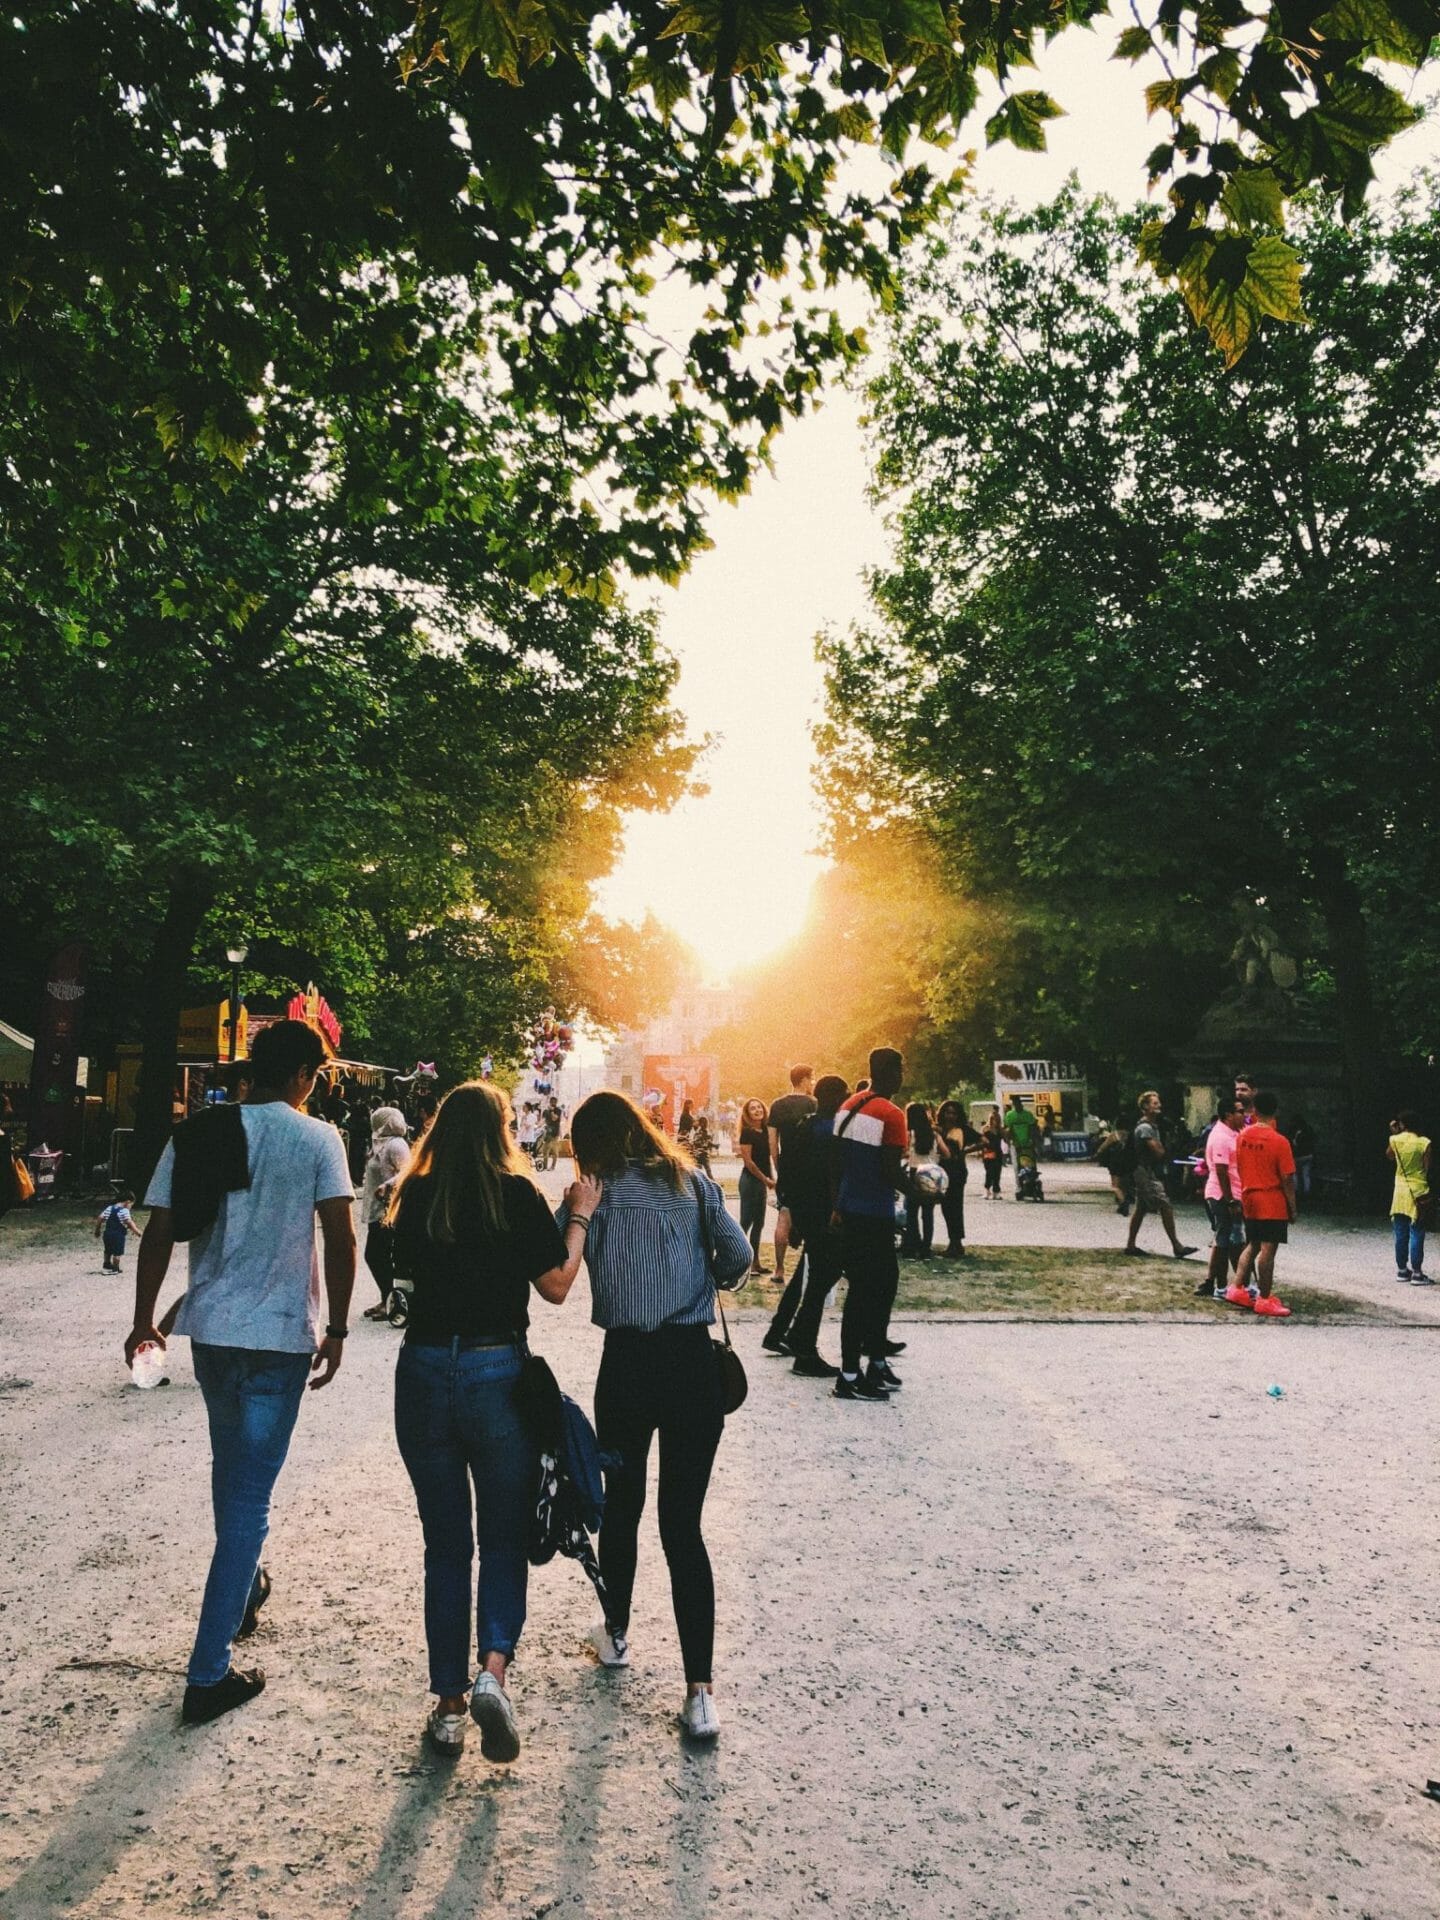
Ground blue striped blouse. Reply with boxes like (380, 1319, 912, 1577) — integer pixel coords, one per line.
(557, 1164, 753, 1331)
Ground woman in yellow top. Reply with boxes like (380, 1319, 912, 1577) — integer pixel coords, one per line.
(1387, 1109, 1432, 1285)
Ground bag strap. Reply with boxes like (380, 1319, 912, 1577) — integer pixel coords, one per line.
(716, 1295, 733, 1351)
(836, 1094, 879, 1140)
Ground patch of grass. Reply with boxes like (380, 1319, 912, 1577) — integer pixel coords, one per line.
(733, 1244, 1419, 1323)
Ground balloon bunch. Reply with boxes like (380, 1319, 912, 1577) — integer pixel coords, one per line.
(527, 1011, 574, 1094)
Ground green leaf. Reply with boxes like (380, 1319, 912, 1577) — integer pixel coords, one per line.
(440, 0, 523, 81)
(1113, 23, 1154, 59)
(836, 8, 891, 68)
(1314, 72, 1423, 153)
(1145, 76, 1195, 116)
(985, 91, 1065, 153)
(1314, 0, 1428, 61)
(893, 0, 952, 45)
(1219, 167, 1284, 232)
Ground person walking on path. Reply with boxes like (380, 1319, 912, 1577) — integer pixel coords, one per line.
(736, 1096, 775, 1276)
(561, 1091, 752, 1740)
(767, 1066, 817, 1287)
(1231, 1088, 1295, 1316)
(1386, 1109, 1432, 1285)
(934, 1101, 980, 1257)
(1201, 1094, 1248, 1301)
(1123, 1092, 1197, 1261)
(360, 1106, 411, 1320)
(831, 1048, 909, 1403)
(126, 1018, 358, 1726)
(386, 1082, 596, 1762)
(96, 1191, 139, 1271)
(901, 1102, 941, 1256)
(1002, 1096, 1039, 1198)
(979, 1109, 1005, 1199)
(761, 1073, 848, 1373)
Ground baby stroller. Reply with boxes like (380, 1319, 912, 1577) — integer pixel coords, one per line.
(1015, 1159, 1045, 1203)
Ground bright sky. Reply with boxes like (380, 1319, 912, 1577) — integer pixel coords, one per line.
(595, 32, 1439, 983)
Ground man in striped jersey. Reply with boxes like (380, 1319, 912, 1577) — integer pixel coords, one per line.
(830, 1047, 908, 1403)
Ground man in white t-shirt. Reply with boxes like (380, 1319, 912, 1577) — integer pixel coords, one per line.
(128, 1019, 357, 1725)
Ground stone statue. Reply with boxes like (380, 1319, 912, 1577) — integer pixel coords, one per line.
(1228, 898, 1299, 995)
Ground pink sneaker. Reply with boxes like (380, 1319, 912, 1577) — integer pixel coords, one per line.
(1253, 1294, 1291, 1318)
(1223, 1284, 1253, 1308)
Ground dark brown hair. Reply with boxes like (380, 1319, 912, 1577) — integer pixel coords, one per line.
(570, 1090, 695, 1191)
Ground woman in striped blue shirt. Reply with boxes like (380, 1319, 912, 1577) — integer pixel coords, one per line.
(560, 1090, 751, 1740)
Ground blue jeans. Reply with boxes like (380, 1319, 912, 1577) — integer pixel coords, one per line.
(1393, 1214, 1426, 1274)
(189, 1344, 312, 1687)
(394, 1340, 533, 1694)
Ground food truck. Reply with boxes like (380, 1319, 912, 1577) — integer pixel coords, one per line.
(987, 1058, 1091, 1159)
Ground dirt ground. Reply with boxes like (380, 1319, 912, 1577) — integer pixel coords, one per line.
(1, 1201, 1438, 1920)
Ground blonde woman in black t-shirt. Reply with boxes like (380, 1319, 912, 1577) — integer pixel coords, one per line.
(387, 1082, 598, 1765)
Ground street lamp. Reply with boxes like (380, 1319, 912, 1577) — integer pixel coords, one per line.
(224, 942, 249, 1063)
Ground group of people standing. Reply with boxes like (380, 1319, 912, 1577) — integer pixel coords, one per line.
(735, 1051, 921, 1401)
(125, 1020, 753, 1758)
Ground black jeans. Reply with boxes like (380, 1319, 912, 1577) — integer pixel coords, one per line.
(364, 1221, 395, 1302)
(838, 1214, 900, 1374)
(594, 1324, 725, 1683)
(939, 1174, 967, 1250)
(902, 1193, 936, 1254)
(982, 1157, 1002, 1195)
(771, 1204, 840, 1355)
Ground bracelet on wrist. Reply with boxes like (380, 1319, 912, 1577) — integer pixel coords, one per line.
(326, 1325, 349, 1340)
(569, 1214, 592, 1229)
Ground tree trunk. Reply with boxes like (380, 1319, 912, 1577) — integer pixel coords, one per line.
(1309, 847, 1387, 1207)
(132, 879, 213, 1189)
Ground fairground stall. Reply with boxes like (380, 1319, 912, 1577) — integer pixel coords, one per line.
(987, 1057, 1092, 1159)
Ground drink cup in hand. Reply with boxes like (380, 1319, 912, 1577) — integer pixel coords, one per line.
(131, 1342, 166, 1390)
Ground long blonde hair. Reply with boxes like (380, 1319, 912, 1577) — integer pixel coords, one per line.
(385, 1081, 533, 1241)
(570, 1090, 694, 1191)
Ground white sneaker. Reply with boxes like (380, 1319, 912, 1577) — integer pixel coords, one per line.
(469, 1672, 521, 1762)
(678, 1689, 720, 1740)
(591, 1624, 630, 1668)
(425, 1707, 467, 1757)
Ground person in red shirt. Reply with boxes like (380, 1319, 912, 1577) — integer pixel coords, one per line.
(1233, 1089, 1296, 1318)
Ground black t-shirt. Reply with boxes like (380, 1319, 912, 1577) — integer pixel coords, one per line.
(767, 1092, 817, 1171)
(739, 1125, 773, 1178)
(392, 1172, 566, 1342)
(938, 1121, 980, 1180)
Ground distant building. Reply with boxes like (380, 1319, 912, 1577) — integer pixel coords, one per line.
(602, 986, 745, 1101)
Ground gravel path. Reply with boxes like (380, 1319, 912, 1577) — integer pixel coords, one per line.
(1, 1203, 1437, 1920)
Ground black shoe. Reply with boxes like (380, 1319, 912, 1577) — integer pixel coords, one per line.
(182, 1667, 266, 1725)
(761, 1328, 793, 1356)
(881, 1339, 907, 1357)
(833, 1372, 890, 1402)
(236, 1567, 271, 1642)
(870, 1361, 902, 1390)
(791, 1352, 840, 1378)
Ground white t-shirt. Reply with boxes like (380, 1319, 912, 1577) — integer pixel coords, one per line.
(145, 1104, 354, 1353)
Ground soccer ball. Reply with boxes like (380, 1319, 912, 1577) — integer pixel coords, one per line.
(911, 1164, 948, 1200)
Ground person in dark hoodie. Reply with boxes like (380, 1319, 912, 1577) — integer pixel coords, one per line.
(127, 1019, 357, 1725)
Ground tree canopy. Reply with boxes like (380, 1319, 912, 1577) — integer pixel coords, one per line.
(820, 177, 1440, 1159)
(5, 0, 1437, 585)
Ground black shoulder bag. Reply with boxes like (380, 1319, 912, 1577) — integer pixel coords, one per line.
(694, 1175, 748, 1414)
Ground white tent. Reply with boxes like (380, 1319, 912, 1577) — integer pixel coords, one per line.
(0, 1017, 88, 1087)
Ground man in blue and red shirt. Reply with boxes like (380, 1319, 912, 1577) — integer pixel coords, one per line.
(830, 1046, 908, 1401)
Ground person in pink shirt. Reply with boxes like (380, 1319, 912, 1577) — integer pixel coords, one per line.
(1200, 1094, 1248, 1301)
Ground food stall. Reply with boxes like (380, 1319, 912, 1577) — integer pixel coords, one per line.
(990, 1057, 1091, 1159)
